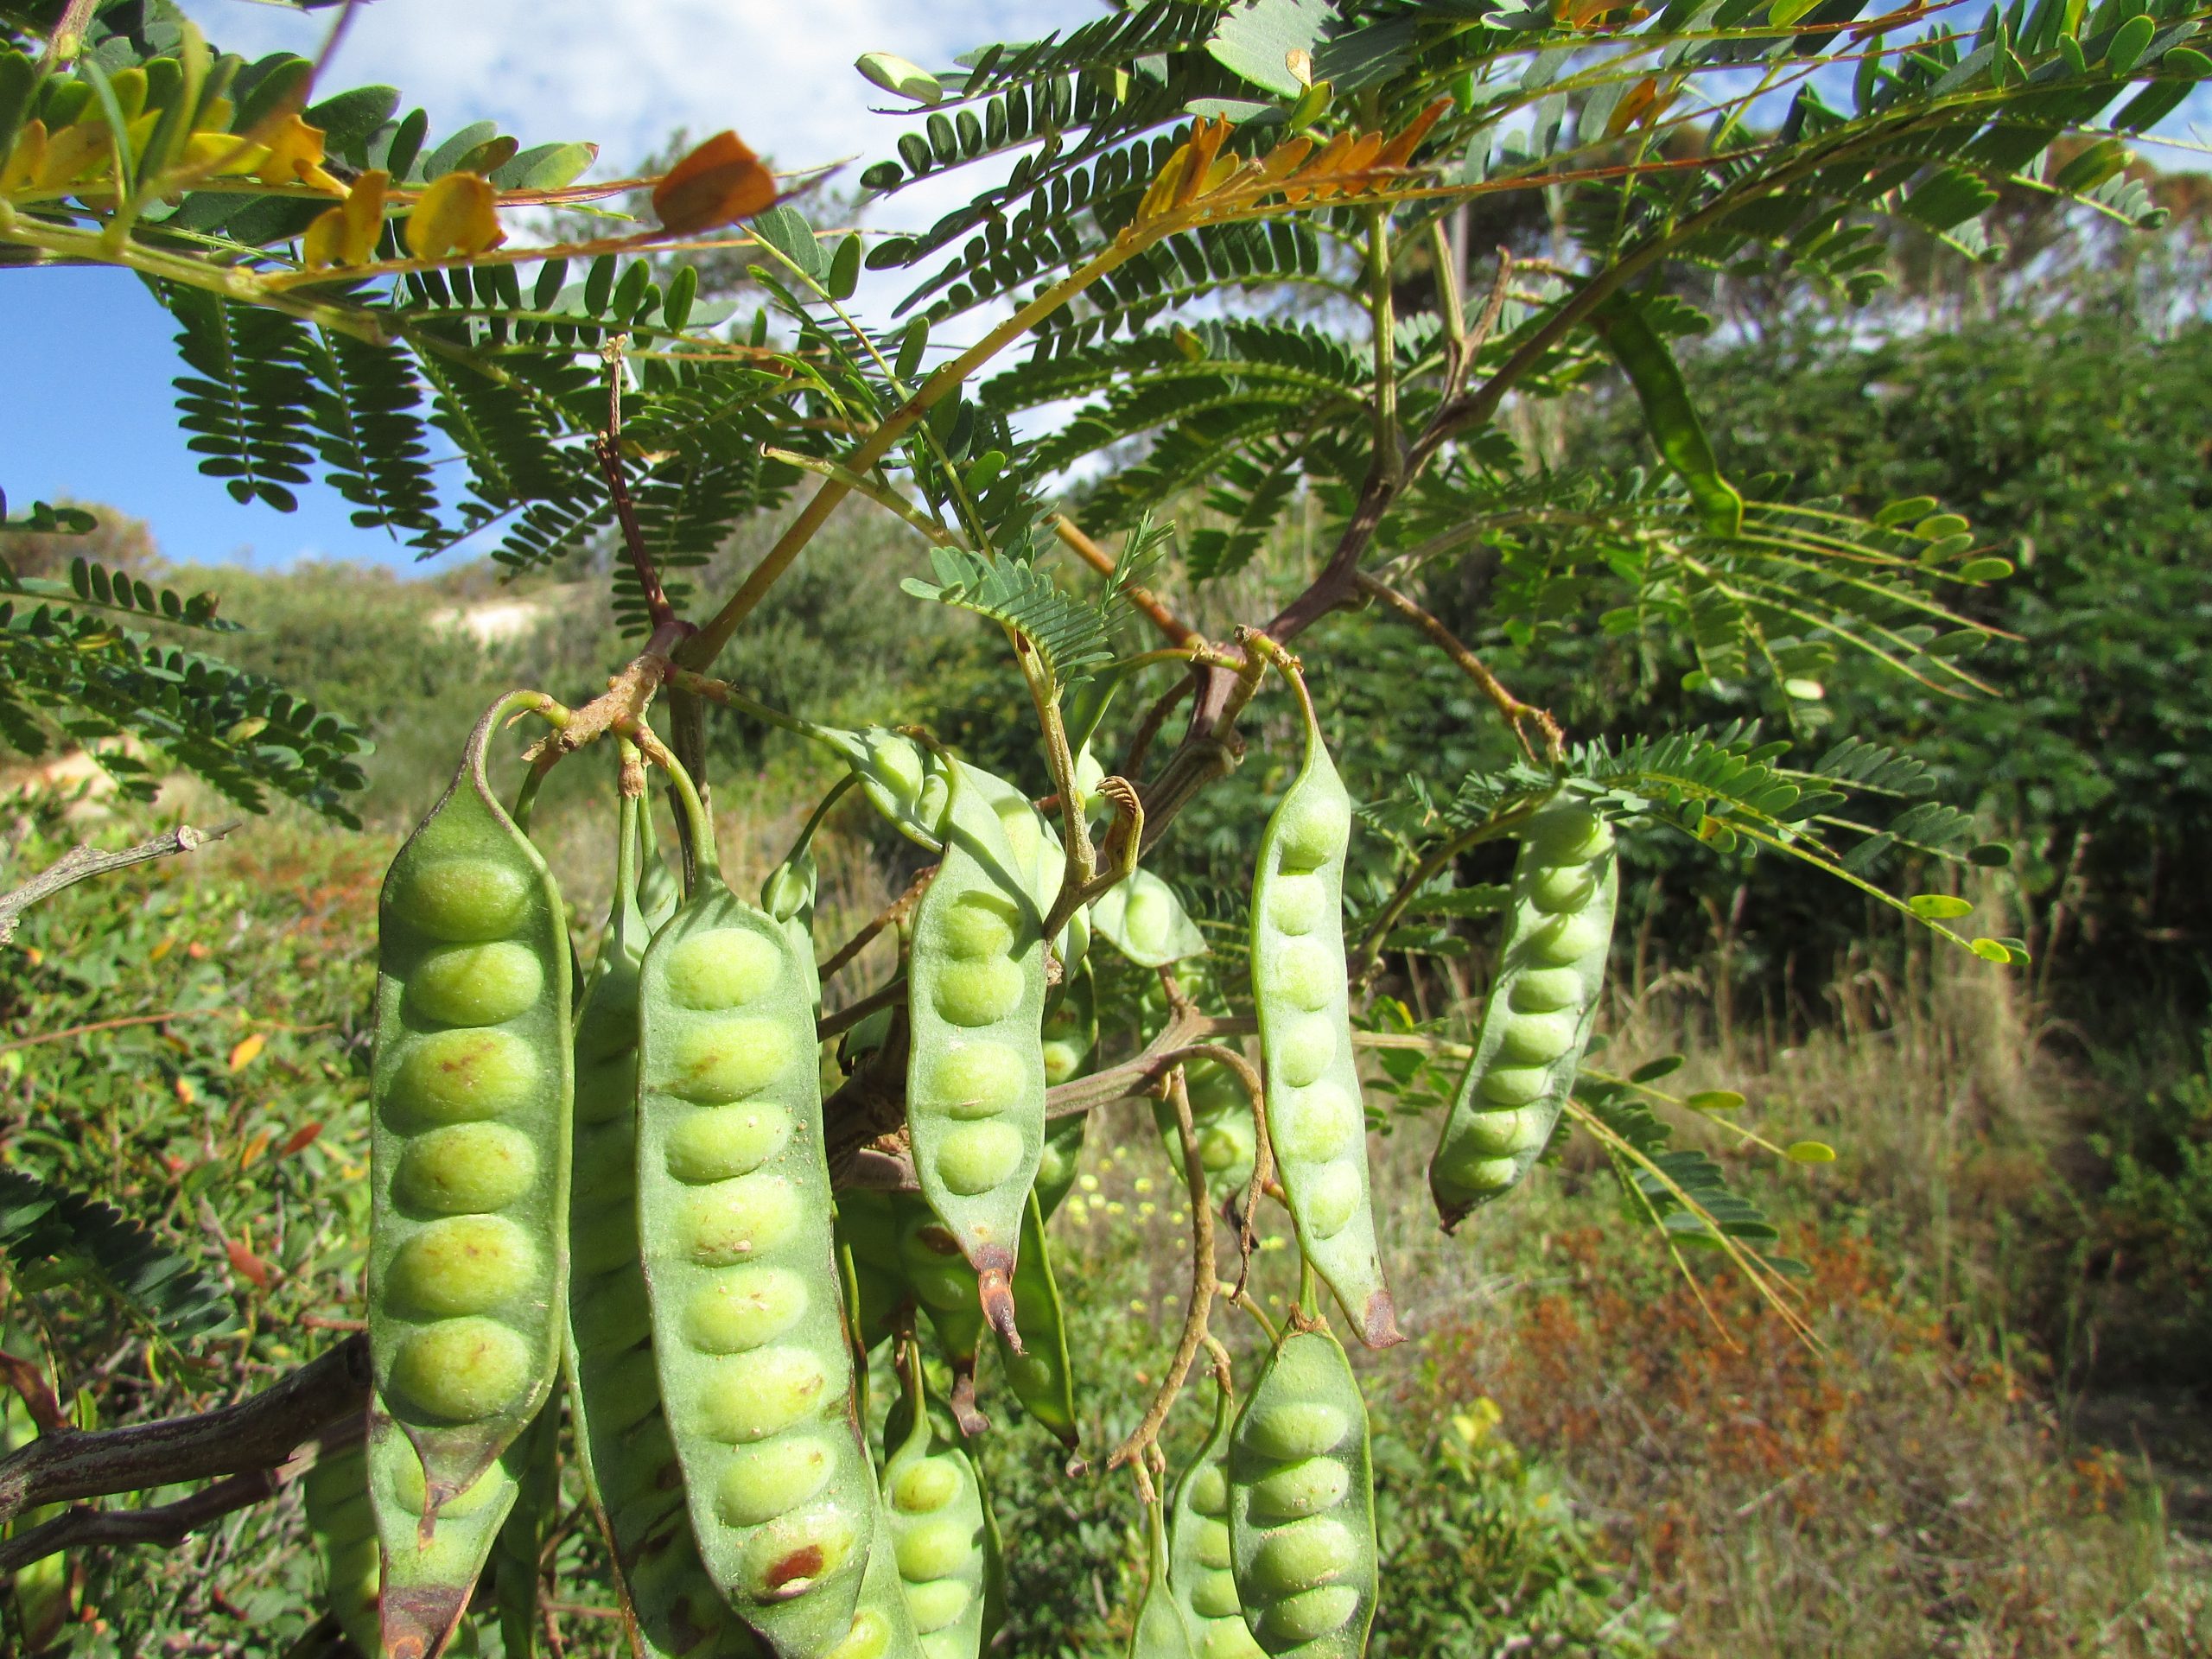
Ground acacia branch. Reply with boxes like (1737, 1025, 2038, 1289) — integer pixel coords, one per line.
(0, 1334, 368, 1527)
(1354, 573, 1562, 763)
(1053, 514, 1198, 649)
(0, 1465, 286, 1574)
(0, 823, 236, 946)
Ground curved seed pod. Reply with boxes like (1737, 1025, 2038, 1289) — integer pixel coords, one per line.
(822, 1505, 925, 1659)
(1040, 963, 1096, 1089)
(956, 757, 1086, 976)
(493, 1402, 560, 1659)
(370, 696, 574, 1657)
(1153, 1061, 1256, 1217)
(639, 808, 683, 934)
(1168, 1382, 1263, 1659)
(1225, 1329, 1376, 1658)
(813, 726, 951, 851)
(1092, 868, 1209, 968)
(1427, 799, 1618, 1227)
(836, 1189, 909, 1357)
(1248, 683, 1399, 1350)
(891, 1195, 988, 1435)
(302, 1424, 380, 1657)
(638, 872, 875, 1655)
(1034, 1111, 1087, 1223)
(990, 1192, 1079, 1449)
(1131, 1494, 1198, 1659)
(563, 789, 753, 1658)
(905, 756, 1046, 1345)
(881, 1354, 993, 1659)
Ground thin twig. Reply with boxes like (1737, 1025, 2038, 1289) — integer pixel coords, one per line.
(0, 1335, 368, 1527)
(1108, 1067, 1217, 1491)
(817, 977, 906, 1042)
(594, 338, 678, 633)
(1354, 572, 1563, 763)
(1121, 671, 1198, 783)
(0, 1007, 227, 1053)
(0, 823, 236, 946)
(818, 868, 933, 985)
(0, 1464, 290, 1574)
(1054, 515, 1198, 648)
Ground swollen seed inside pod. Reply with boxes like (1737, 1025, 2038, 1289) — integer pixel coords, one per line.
(1529, 911, 1609, 966)
(936, 1120, 1026, 1195)
(1200, 1119, 1253, 1173)
(1247, 1401, 1350, 1460)
(391, 1446, 506, 1518)
(1194, 1517, 1231, 1569)
(574, 1051, 639, 1123)
(916, 771, 951, 833)
(1189, 1465, 1230, 1515)
(1510, 968, 1584, 1014)
(1249, 1456, 1351, 1522)
(388, 1214, 537, 1316)
(929, 1041, 1027, 1118)
(997, 803, 1044, 875)
(1250, 1515, 1357, 1592)
(1188, 1569, 1241, 1619)
(569, 1118, 636, 1211)
(1125, 886, 1173, 953)
(939, 891, 1021, 959)
(1479, 1065, 1552, 1107)
(1498, 1011, 1579, 1065)
(1036, 1135, 1077, 1192)
(1527, 806, 1613, 865)
(1454, 1106, 1551, 1159)
(698, 1345, 834, 1442)
(894, 1516, 974, 1581)
(1529, 864, 1599, 914)
(572, 1276, 652, 1353)
(570, 1198, 638, 1274)
(1275, 1080, 1361, 1164)
(1042, 1039, 1081, 1084)
(408, 940, 544, 1027)
(740, 1505, 861, 1602)
(391, 856, 531, 942)
(664, 1016, 792, 1103)
(932, 957, 1025, 1027)
(1274, 791, 1351, 872)
(1270, 938, 1339, 1014)
(683, 1173, 803, 1266)
(1444, 1152, 1522, 1192)
(1265, 871, 1329, 937)
(1300, 1160, 1362, 1237)
(389, 1317, 531, 1421)
(394, 1028, 540, 1123)
(906, 1577, 973, 1634)
(715, 1435, 836, 1527)
(908, 1262, 971, 1313)
(663, 929, 784, 1010)
(665, 1103, 794, 1182)
(683, 1266, 809, 1352)
(593, 1346, 663, 1436)
(394, 1122, 536, 1215)
(870, 734, 925, 799)
(1201, 1621, 1266, 1659)
(1276, 1014, 1337, 1088)
(1256, 1584, 1362, 1643)
(827, 1610, 896, 1659)
(891, 1456, 963, 1514)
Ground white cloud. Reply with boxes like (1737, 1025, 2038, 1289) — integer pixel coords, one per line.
(200, 0, 1095, 180)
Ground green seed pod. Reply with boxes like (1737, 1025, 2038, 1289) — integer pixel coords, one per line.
(370, 697, 574, 1656)
(372, 1424, 525, 1659)
(1167, 1379, 1263, 1659)
(1040, 963, 1097, 1090)
(1092, 868, 1208, 968)
(1248, 690, 1399, 1351)
(881, 1354, 994, 1658)
(302, 1426, 381, 1658)
(891, 1195, 988, 1434)
(639, 879, 876, 1654)
(954, 757, 1087, 978)
(991, 1192, 1079, 1449)
(1034, 1111, 1087, 1223)
(1226, 1330, 1375, 1658)
(563, 790, 756, 1658)
(1427, 799, 1618, 1226)
(1153, 1059, 1256, 1217)
(813, 726, 950, 851)
(822, 1505, 925, 1659)
(905, 756, 1047, 1348)
(836, 1188, 910, 1357)
(493, 1401, 560, 1659)
(1131, 1495, 1198, 1659)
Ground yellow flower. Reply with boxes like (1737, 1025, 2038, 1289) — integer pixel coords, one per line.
(0, 120, 48, 195)
(405, 170, 505, 260)
(303, 169, 389, 269)
(252, 114, 342, 194)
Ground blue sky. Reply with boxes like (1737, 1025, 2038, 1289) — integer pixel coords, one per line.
(3, 0, 1092, 571)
